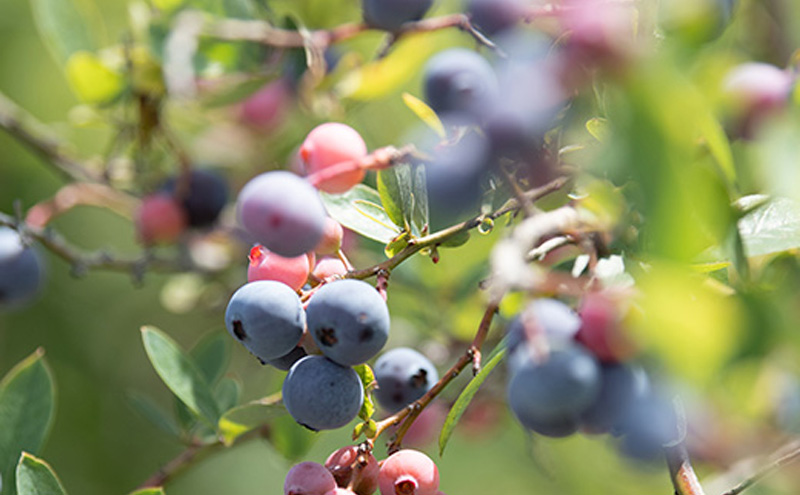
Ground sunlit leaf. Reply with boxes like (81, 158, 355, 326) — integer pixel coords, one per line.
(586, 117, 611, 142)
(0, 350, 55, 495)
(320, 185, 401, 244)
(738, 197, 800, 257)
(141, 326, 220, 426)
(65, 51, 124, 104)
(377, 163, 429, 237)
(128, 488, 165, 495)
(16, 453, 67, 495)
(439, 347, 506, 455)
(402, 93, 445, 138)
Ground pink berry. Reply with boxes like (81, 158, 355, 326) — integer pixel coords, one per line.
(316, 218, 344, 255)
(135, 194, 187, 245)
(240, 78, 292, 129)
(247, 245, 313, 291)
(723, 62, 792, 113)
(325, 445, 380, 495)
(285, 461, 337, 495)
(378, 450, 439, 495)
(300, 123, 368, 194)
(324, 489, 358, 495)
(312, 257, 349, 281)
(575, 292, 636, 363)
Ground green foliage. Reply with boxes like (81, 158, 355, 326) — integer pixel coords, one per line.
(320, 185, 401, 244)
(15, 453, 67, 495)
(0, 351, 55, 495)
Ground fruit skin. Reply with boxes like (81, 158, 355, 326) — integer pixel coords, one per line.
(575, 292, 636, 363)
(135, 193, 188, 245)
(240, 78, 292, 129)
(373, 347, 439, 413)
(362, 0, 434, 31)
(315, 217, 344, 255)
(312, 257, 349, 281)
(237, 171, 326, 258)
(325, 445, 379, 495)
(284, 461, 337, 495)
(300, 123, 368, 194)
(247, 244, 313, 292)
(722, 62, 793, 128)
(282, 355, 364, 431)
(0, 227, 44, 307)
(306, 279, 390, 366)
(615, 393, 680, 462)
(224, 281, 306, 363)
(378, 449, 439, 495)
(579, 363, 647, 434)
(466, 0, 523, 36)
(506, 299, 582, 372)
(506, 345, 601, 437)
(423, 48, 498, 117)
(161, 169, 228, 228)
(266, 345, 308, 371)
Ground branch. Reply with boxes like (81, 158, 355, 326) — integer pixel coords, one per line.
(345, 176, 571, 281)
(666, 444, 707, 495)
(720, 439, 800, 495)
(371, 298, 501, 452)
(0, 211, 221, 279)
(0, 90, 101, 182)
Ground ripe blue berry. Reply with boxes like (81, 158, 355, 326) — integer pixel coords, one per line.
(506, 299, 582, 372)
(237, 171, 326, 258)
(162, 169, 228, 228)
(224, 281, 306, 363)
(374, 347, 439, 413)
(507, 345, 601, 437)
(423, 49, 498, 117)
(580, 363, 648, 434)
(362, 0, 434, 31)
(306, 279, 390, 366)
(267, 345, 308, 371)
(282, 355, 364, 431)
(615, 393, 680, 462)
(466, 0, 523, 36)
(0, 227, 44, 307)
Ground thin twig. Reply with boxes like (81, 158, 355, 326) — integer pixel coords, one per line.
(666, 444, 707, 495)
(371, 298, 501, 452)
(720, 440, 800, 495)
(0, 90, 101, 182)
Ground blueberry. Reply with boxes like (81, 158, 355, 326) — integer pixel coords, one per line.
(615, 393, 680, 462)
(236, 171, 326, 258)
(267, 345, 308, 371)
(162, 169, 228, 228)
(282, 355, 364, 431)
(507, 345, 600, 437)
(580, 363, 648, 434)
(506, 299, 582, 373)
(306, 279, 390, 366)
(0, 227, 44, 307)
(423, 49, 498, 117)
(224, 281, 306, 363)
(362, 0, 434, 31)
(373, 347, 439, 413)
(466, 0, 524, 36)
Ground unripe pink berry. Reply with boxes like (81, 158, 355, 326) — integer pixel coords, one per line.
(240, 78, 292, 129)
(300, 123, 368, 194)
(723, 62, 792, 113)
(324, 489, 358, 495)
(135, 194, 188, 245)
(575, 292, 636, 363)
(247, 245, 313, 291)
(312, 257, 349, 281)
(325, 445, 380, 495)
(315, 218, 344, 255)
(378, 450, 439, 495)
(285, 461, 337, 495)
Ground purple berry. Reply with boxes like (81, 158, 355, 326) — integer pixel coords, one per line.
(466, 0, 524, 36)
(237, 171, 326, 258)
(362, 0, 434, 31)
(162, 169, 228, 228)
(423, 49, 498, 117)
(0, 227, 44, 307)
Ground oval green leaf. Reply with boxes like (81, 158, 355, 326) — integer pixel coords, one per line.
(320, 185, 401, 244)
(16, 453, 67, 495)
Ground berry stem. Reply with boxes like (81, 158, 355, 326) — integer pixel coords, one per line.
(666, 444, 707, 495)
(719, 439, 800, 495)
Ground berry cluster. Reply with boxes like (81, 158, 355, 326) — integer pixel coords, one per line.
(284, 446, 443, 495)
(505, 295, 680, 461)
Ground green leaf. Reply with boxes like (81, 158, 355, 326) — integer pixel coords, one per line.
(738, 197, 800, 258)
(0, 349, 55, 495)
(190, 332, 231, 386)
(141, 326, 220, 426)
(214, 377, 241, 413)
(353, 364, 376, 421)
(30, 0, 95, 63)
(126, 391, 182, 439)
(15, 453, 67, 495)
(384, 232, 409, 258)
(586, 117, 611, 142)
(268, 415, 317, 462)
(377, 164, 429, 238)
(438, 347, 506, 456)
(128, 489, 165, 495)
(402, 92, 445, 138)
(65, 51, 124, 104)
(320, 185, 402, 244)
(218, 394, 285, 445)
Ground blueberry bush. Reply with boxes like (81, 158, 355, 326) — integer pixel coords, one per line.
(2, 0, 800, 494)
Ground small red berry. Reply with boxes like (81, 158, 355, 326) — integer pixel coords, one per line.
(135, 194, 187, 245)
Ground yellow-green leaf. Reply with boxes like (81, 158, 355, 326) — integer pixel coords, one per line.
(402, 93, 445, 138)
(65, 51, 124, 104)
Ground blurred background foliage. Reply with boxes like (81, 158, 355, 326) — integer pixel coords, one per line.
(3, 0, 800, 494)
